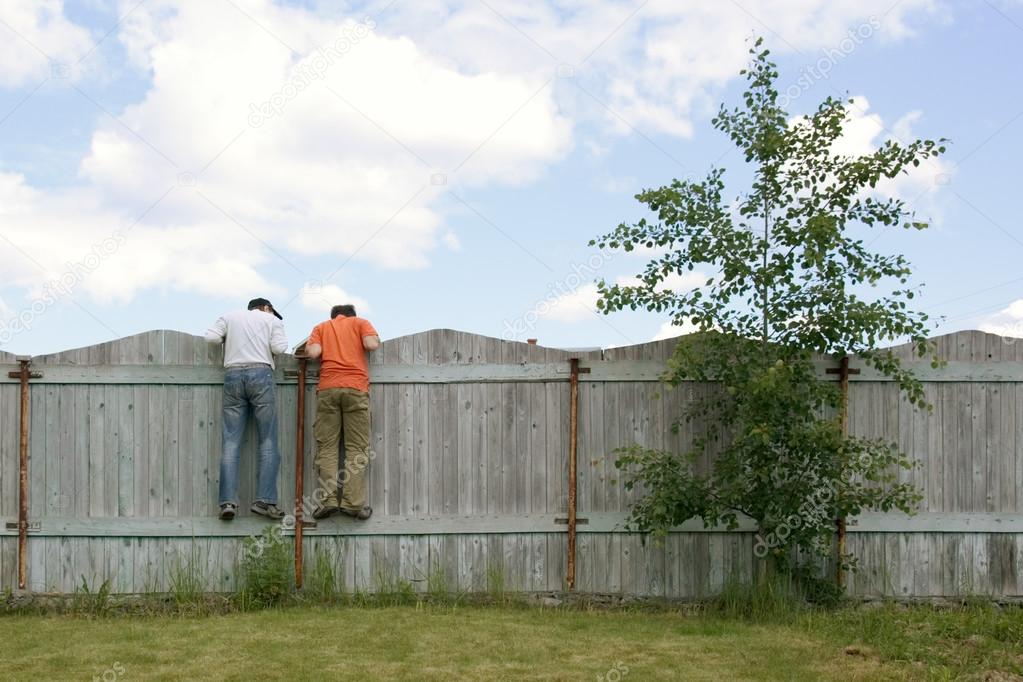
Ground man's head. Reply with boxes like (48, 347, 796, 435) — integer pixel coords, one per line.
(331, 304, 357, 319)
(248, 297, 283, 320)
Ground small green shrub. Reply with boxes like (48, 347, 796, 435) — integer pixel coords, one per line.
(240, 527, 293, 608)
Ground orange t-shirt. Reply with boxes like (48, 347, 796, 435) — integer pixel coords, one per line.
(308, 316, 379, 392)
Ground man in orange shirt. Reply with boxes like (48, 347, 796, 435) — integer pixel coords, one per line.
(305, 304, 380, 520)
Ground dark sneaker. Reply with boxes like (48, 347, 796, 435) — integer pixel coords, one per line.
(340, 505, 372, 520)
(251, 501, 285, 520)
(312, 505, 340, 520)
(219, 503, 236, 521)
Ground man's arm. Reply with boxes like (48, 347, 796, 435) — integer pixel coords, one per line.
(362, 335, 380, 352)
(205, 317, 227, 344)
(270, 320, 288, 355)
(304, 324, 323, 359)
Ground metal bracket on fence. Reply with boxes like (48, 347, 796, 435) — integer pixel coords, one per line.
(5, 521, 40, 532)
(6, 371, 42, 379)
(555, 517, 588, 525)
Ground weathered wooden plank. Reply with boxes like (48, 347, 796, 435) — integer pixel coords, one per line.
(8, 512, 1022, 538)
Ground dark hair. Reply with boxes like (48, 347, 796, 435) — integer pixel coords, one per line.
(331, 304, 357, 319)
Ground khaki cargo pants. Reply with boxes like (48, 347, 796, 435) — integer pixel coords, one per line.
(313, 387, 371, 511)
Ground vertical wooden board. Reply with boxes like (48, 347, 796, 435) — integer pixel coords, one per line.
(277, 383, 296, 512)
(575, 532, 593, 592)
(116, 386, 135, 517)
(27, 380, 45, 519)
(973, 533, 991, 596)
(409, 535, 430, 591)
(602, 382, 621, 513)
(545, 382, 564, 514)
(42, 385, 58, 516)
(999, 384, 1017, 513)
(938, 384, 957, 513)
(397, 383, 414, 516)
(100, 386, 119, 517)
(353, 537, 373, 592)
(190, 387, 211, 517)
(162, 386, 180, 516)
(440, 384, 458, 515)
(368, 384, 387, 514)
(924, 383, 943, 512)
(39, 537, 57, 591)
(454, 383, 472, 515)
(983, 384, 1000, 512)
(472, 533, 488, 592)
(987, 534, 1015, 597)
(528, 382, 546, 515)
(588, 380, 606, 514)
(499, 383, 516, 514)
(0, 387, 17, 518)
(592, 534, 613, 593)
(471, 382, 487, 515)
(619, 534, 636, 595)
(1014, 534, 1023, 597)
(425, 385, 442, 515)
(707, 534, 725, 595)
(675, 535, 697, 599)
(957, 383, 974, 512)
(911, 532, 933, 597)
(485, 383, 501, 515)
(528, 533, 546, 592)
(513, 382, 530, 515)
(413, 384, 429, 516)
(604, 533, 622, 594)
(50, 385, 66, 518)
(972, 383, 990, 513)
(382, 383, 399, 516)
(146, 387, 165, 516)
(546, 532, 566, 591)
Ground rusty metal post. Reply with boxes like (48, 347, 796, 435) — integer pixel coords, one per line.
(567, 358, 580, 590)
(294, 356, 307, 589)
(14, 358, 31, 590)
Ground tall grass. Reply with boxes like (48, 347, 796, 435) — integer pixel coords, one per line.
(239, 527, 293, 608)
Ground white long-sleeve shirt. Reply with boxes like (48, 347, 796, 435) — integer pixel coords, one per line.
(205, 309, 288, 369)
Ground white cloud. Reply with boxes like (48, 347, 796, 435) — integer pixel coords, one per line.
(442, 231, 462, 251)
(540, 270, 706, 323)
(0, 0, 572, 306)
(539, 282, 601, 323)
(652, 318, 700, 341)
(298, 282, 369, 316)
(0, 0, 93, 87)
(827, 96, 953, 207)
(374, 0, 940, 137)
(980, 300, 1023, 339)
(0, 0, 945, 313)
(595, 173, 637, 194)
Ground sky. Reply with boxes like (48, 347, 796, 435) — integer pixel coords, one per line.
(0, 0, 1021, 356)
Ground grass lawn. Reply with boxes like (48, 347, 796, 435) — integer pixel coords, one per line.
(3, 602, 1022, 681)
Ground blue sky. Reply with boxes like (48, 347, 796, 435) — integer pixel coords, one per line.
(0, 0, 1021, 356)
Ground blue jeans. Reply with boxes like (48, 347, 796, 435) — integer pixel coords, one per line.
(219, 365, 280, 507)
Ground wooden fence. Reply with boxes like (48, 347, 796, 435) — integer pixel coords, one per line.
(0, 329, 1020, 598)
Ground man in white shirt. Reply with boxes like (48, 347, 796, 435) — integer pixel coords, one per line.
(205, 298, 289, 521)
